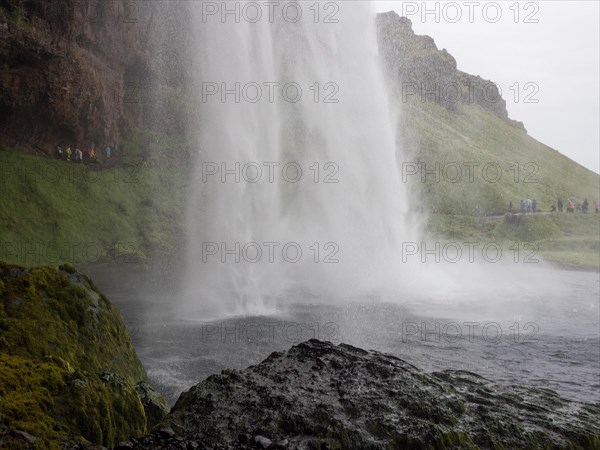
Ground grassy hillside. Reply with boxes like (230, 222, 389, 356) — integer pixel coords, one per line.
(400, 99, 599, 270)
(400, 99, 599, 216)
(426, 212, 599, 271)
(0, 142, 188, 267)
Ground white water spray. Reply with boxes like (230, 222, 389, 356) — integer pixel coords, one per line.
(182, 2, 419, 318)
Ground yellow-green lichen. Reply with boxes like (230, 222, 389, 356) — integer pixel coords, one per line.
(0, 262, 163, 448)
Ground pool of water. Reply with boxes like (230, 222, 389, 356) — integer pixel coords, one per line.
(89, 264, 600, 407)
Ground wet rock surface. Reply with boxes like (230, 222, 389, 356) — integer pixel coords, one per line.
(122, 339, 599, 449)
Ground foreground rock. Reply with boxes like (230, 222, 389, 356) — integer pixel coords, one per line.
(0, 262, 167, 449)
(125, 339, 599, 450)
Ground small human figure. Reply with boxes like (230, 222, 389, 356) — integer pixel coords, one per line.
(55, 144, 63, 159)
(520, 199, 526, 213)
(582, 199, 589, 214)
(508, 200, 513, 212)
(557, 198, 563, 212)
(532, 199, 537, 212)
(526, 199, 532, 212)
(568, 199, 574, 213)
(104, 146, 112, 159)
(87, 148, 97, 163)
(65, 147, 72, 162)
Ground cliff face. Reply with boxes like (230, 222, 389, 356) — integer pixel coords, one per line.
(1, 4, 526, 156)
(376, 12, 525, 131)
(0, 0, 193, 154)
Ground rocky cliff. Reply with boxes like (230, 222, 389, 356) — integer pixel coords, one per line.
(0, 0, 193, 154)
(377, 12, 525, 131)
(122, 340, 599, 449)
(1, 3, 526, 156)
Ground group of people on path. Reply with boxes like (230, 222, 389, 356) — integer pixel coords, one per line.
(509, 198, 599, 214)
(515, 199, 538, 213)
(558, 198, 597, 214)
(54, 144, 117, 163)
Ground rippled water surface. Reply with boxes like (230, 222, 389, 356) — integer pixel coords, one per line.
(90, 265, 599, 406)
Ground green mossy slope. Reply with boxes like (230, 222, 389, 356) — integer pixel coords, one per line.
(0, 142, 188, 268)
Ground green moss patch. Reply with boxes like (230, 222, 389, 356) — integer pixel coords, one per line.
(0, 263, 166, 448)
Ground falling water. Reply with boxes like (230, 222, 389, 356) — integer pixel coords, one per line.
(181, 2, 418, 318)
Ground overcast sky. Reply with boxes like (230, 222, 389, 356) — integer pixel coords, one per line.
(373, 1, 600, 174)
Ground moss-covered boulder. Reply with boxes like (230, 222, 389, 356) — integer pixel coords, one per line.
(0, 262, 167, 449)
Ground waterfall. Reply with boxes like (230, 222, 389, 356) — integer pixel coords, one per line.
(181, 2, 417, 318)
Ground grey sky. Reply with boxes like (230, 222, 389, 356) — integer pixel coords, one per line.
(374, 1, 600, 174)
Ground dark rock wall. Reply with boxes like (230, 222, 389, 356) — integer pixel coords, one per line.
(0, 0, 194, 153)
